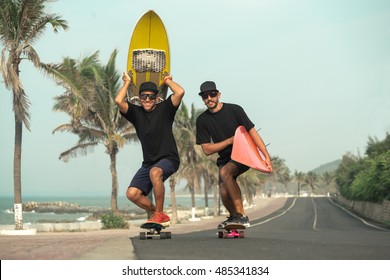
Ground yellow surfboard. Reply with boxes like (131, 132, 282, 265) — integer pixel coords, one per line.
(127, 10, 170, 103)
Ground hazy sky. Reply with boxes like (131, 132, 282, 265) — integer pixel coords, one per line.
(1, 0, 390, 197)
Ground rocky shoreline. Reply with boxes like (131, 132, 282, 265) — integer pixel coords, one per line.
(6, 201, 148, 224)
(18, 200, 203, 221)
(20, 201, 192, 215)
(22, 201, 105, 214)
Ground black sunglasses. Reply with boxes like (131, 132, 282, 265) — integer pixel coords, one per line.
(139, 93, 157, 100)
(201, 91, 218, 100)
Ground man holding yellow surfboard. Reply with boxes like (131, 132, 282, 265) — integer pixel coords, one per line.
(196, 81, 273, 229)
(116, 72, 184, 226)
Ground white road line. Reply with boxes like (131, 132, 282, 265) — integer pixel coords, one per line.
(250, 197, 297, 227)
(328, 197, 390, 231)
(311, 197, 320, 231)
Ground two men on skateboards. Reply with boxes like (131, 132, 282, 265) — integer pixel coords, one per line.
(116, 78, 272, 238)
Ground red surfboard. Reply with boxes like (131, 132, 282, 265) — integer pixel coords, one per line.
(231, 126, 271, 173)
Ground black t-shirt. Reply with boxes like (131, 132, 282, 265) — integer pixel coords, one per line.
(196, 103, 254, 166)
(120, 95, 180, 168)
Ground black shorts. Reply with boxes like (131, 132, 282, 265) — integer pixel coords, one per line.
(218, 160, 250, 185)
(129, 159, 178, 195)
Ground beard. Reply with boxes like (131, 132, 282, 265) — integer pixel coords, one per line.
(206, 99, 218, 110)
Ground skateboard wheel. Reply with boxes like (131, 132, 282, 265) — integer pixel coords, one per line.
(218, 231, 223, 238)
(140, 232, 146, 240)
(160, 231, 172, 239)
(239, 230, 245, 238)
(160, 232, 171, 239)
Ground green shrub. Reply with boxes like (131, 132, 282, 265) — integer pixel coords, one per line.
(336, 134, 390, 202)
(101, 212, 128, 229)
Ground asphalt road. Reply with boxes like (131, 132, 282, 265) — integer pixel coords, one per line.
(131, 197, 390, 260)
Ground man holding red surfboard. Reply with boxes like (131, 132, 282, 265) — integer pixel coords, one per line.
(116, 72, 185, 226)
(196, 81, 273, 228)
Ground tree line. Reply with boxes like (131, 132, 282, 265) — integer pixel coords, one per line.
(335, 134, 390, 203)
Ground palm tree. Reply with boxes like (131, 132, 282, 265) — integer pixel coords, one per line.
(199, 157, 218, 216)
(322, 171, 334, 186)
(174, 102, 203, 217)
(304, 171, 319, 194)
(207, 156, 219, 216)
(294, 171, 305, 197)
(268, 157, 287, 195)
(321, 171, 335, 194)
(0, 0, 68, 229)
(168, 175, 179, 224)
(237, 169, 263, 206)
(277, 168, 291, 194)
(194, 151, 219, 216)
(42, 50, 137, 212)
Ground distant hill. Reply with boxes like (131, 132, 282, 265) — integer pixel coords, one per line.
(311, 159, 341, 175)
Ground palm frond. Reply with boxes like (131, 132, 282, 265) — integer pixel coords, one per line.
(110, 133, 127, 149)
(13, 88, 31, 129)
(0, 0, 18, 43)
(77, 126, 106, 143)
(120, 126, 139, 142)
(42, 59, 94, 99)
(58, 142, 98, 162)
(0, 0, 68, 130)
(45, 49, 138, 174)
(20, 44, 40, 68)
(52, 123, 77, 135)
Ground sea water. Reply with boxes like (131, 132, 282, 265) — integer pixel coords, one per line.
(0, 195, 215, 225)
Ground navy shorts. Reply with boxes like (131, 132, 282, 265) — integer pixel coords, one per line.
(218, 160, 250, 185)
(129, 159, 178, 195)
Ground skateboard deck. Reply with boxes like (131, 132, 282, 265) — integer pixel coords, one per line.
(231, 126, 272, 173)
(218, 223, 246, 239)
(139, 222, 171, 240)
(127, 10, 170, 105)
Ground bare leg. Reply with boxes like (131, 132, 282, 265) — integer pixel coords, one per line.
(219, 182, 236, 215)
(219, 162, 246, 216)
(149, 166, 165, 213)
(126, 187, 156, 212)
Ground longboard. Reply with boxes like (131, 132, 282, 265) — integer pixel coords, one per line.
(127, 10, 170, 105)
(139, 222, 171, 240)
(231, 126, 272, 173)
(218, 223, 246, 239)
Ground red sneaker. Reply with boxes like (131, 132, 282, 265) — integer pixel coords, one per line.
(147, 212, 170, 227)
